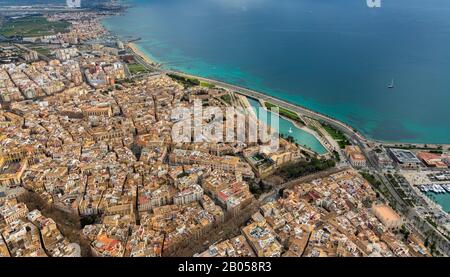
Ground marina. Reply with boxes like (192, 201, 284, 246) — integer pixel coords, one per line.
(419, 184, 450, 194)
(418, 184, 450, 213)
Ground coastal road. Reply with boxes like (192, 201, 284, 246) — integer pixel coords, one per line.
(169, 71, 367, 144)
(130, 49, 382, 175)
(125, 44, 448, 150)
(124, 43, 369, 145)
(174, 70, 383, 167)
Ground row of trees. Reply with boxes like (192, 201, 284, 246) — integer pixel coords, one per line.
(275, 158, 336, 181)
(162, 200, 261, 257)
(18, 191, 93, 257)
(167, 73, 200, 88)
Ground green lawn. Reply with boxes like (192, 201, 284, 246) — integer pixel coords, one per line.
(200, 81, 215, 89)
(27, 45, 52, 56)
(322, 124, 350, 149)
(0, 16, 70, 37)
(127, 63, 149, 75)
(264, 102, 305, 125)
(167, 73, 201, 88)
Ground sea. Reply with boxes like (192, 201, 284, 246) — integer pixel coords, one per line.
(425, 192, 450, 213)
(102, 0, 450, 145)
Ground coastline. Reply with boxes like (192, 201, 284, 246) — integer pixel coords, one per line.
(127, 42, 450, 148)
(105, 20, 450, 148)
(97, 0, 450, 147)
(127, 42, 158, 66)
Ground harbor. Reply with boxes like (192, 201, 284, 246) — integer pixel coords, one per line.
(402, 170, 450, 213)
(419, 183, 450, 213)
(419, 184, 450, 194)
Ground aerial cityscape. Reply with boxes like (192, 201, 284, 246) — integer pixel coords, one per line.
(0, 0, 449, 259)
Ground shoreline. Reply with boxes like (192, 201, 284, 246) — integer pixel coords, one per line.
(111, 29, 450, 148)
(147, 54, 450, 148)
(127, 42, 158, 66)
(169, 68, 449, 148)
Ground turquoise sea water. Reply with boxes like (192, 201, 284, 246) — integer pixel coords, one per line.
(102, 0, 450, 144)
(246, 97, 327, 154)
(425, 192, 450, 213)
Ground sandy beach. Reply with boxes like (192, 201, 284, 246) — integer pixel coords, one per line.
(127, 42, 157, 66)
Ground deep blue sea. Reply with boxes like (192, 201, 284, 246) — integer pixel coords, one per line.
(102, 0, 450, 144)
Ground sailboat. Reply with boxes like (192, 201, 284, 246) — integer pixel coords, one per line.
(388, 78, 395, 89)
(288, 127, 293, 134)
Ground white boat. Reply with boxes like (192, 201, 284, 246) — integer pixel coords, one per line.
(443, 184, 450, 193)
(434, 184, 445, 193)
(421, 185, 430, 192)
(388, 78, 395, 89)
(288, 127, 293, 134)
(431, 185, 440, 193)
